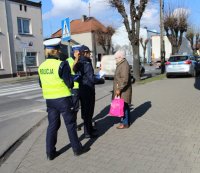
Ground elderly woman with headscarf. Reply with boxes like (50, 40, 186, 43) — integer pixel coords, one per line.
(113, 50, 132, 129)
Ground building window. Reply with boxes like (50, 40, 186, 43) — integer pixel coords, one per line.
(16, 52, 23, 71)
(26, 52, 37, 67)
(16, 52, 37, 71)
(0, 51, 3, 69)
(20, 4, 22, 11)
(24, 5, 27, 12)
(17, 18, 31, 34)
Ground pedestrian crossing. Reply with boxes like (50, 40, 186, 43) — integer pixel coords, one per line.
(0, 82, 44, 102)
(0, 80, 113, 102)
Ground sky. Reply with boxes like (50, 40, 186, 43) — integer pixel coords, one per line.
(32, 0, 200, 38)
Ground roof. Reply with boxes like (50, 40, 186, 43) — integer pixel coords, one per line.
(9, 0, 41, 7)
(51, 17, 107, 38)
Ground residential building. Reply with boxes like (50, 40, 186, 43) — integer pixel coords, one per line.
(151, 35, 192, 62)
(0, 0, 44, 78)
(151, 35, 172, 62)
(51, 15, 108, 67)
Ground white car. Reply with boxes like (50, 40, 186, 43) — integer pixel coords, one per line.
(165, 55, 197, 78)
(100, 55, 145, 78)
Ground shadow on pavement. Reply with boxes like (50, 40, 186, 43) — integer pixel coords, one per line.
(57, 105, 115, 155)
(83, 101, 152, 149)
(58, 101, 152, 155)
(194, 76, 200, 90)
(130, 101, 152, 125)
(82, 105, 120, 149)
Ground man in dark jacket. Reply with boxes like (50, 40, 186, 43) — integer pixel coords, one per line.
(73, 45, 98, 138)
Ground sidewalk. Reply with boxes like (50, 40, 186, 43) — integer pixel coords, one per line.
(1, 77, 200, 173)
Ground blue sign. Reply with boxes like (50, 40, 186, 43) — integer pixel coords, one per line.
(61, 18, 71, 42)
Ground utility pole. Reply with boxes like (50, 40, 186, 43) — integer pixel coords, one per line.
(160, 0, 165, 74)
(88, 3, 91, 17)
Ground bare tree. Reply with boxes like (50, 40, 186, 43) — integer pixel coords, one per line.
(186, 27, 200, 54)
(139, 38, 149, 63)
(96, 26, 115, 55)
(164, 5, 188, 54)
(108, 0, 149, 81)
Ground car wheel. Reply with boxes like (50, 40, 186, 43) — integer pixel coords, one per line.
(140, 67, 145, 76)
(166, 74, 170, 78)
(131, 76, 136, 83)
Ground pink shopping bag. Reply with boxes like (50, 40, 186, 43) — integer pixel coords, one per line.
(109, 97, 124, 117)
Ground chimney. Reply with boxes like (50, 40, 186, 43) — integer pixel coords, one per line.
(82, 15, 87, 22)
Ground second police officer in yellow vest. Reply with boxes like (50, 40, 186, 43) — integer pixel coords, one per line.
(66, 45, 82, 130)
(38, 38, 89, 161)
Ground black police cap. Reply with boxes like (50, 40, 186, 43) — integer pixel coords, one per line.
(80, 45, 91, 52)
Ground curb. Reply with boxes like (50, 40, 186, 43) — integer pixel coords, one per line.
(0, 117, 47, 173)
(0, 115, 47, 166)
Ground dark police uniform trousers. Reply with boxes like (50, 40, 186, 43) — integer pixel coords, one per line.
(46, 97, 82, 154)
(79, 86, 95, 136)
(71, 89, 80, 116)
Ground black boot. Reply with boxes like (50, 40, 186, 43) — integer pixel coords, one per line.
(47, 151, 59, 160)
(73, 147, 90, 156)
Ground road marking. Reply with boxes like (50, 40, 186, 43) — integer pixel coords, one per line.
(0, 83, 21, 89)
(0, 87, 40, 97)
(35, 98, 45, 102)
(0, 84, 39, 93)
(21, 93, 42, 100)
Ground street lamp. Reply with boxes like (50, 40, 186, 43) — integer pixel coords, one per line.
(160, 0, 165, 74)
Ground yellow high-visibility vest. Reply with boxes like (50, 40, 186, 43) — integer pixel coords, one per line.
(67, 57, 79, 89)
(38, 59, 71, 99)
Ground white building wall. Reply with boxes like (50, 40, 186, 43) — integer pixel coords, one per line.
(71, 32, 105, 67)
(0, 0, 12, 75)
(9, 1, 44, 71)
(0, 0, 44, 77)
(151, 35, 172, 62)
(71, 32, 93, 52)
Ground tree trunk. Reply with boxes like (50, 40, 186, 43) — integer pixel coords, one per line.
(143, 48, 146, 63)
(106, 44, 111, 54)
(132, 44, 140, 81)
(172, 45, 179, 54)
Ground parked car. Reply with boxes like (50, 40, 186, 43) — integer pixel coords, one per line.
(194, 56, 200, 76)
(165, 55, 197, 78)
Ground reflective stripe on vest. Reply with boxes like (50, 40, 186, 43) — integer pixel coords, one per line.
(38, 59, 71, 99)
(67, 57, 79, 89)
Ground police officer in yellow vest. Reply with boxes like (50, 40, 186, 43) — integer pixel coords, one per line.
(67, 45, 82, 130)
(38, 38, 89, 160)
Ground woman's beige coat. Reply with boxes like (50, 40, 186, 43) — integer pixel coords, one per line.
(113, 59, 132, 104)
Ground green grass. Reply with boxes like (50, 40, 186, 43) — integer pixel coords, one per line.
(137, 74, 166, 85)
